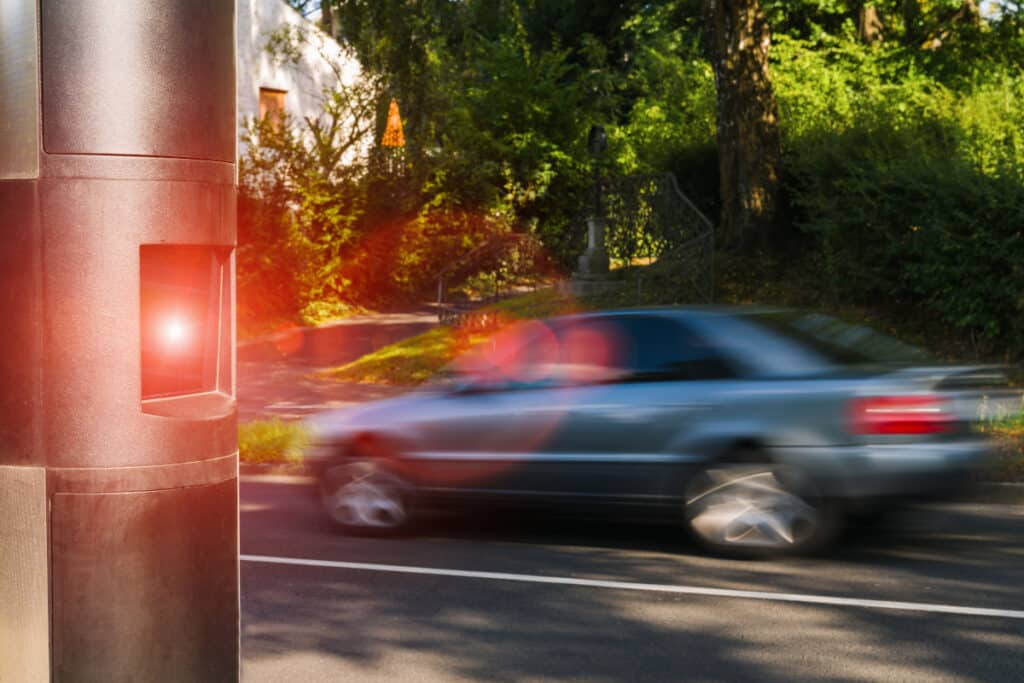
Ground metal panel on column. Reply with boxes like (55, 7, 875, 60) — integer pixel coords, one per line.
(0, 467, 49, 683)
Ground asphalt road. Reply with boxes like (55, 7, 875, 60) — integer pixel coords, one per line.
(240, 477, 1024, 682)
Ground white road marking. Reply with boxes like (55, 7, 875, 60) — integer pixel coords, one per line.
(240, 554, 1024, 620)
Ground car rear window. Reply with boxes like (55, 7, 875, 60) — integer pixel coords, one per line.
(744, 312, 930, 366)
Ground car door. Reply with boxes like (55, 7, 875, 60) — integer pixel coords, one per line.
(533, 313, 736, 501)
(400, 320, 575, 497)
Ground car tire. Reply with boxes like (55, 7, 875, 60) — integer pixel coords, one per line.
(683, 454, 837, 558)
(319, 459, 413, 535)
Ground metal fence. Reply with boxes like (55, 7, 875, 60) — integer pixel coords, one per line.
(601, 172, 715, 302)
(433, 172, 716, 326)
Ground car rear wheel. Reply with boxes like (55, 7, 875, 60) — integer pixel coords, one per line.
(684, 461, 833, 557)
(320, 460, 411, 534)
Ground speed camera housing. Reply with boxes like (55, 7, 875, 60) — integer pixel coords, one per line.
(0, 1, 239, 680)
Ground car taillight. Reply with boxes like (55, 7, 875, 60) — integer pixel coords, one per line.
(848, 395, 955, 435)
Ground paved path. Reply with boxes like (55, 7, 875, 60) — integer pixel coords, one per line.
(237, 311, 436, 421)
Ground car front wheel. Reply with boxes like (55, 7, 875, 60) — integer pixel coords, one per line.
(320, 461, 411, 534)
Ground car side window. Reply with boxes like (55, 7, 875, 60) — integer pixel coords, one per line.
(604, 315, 735, 382)
(451, 314, 734, 392)
(550, 318, 633, 386)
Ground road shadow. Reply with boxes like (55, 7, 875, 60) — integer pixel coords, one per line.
(241, 482, 1024, 681)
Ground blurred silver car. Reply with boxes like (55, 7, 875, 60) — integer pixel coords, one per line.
(303, 307, 1000, 556)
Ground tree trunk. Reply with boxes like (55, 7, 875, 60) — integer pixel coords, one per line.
(320, 1, 341, 41)
(956, 0, 981, 26)
(703, 0, 782, 251)
(858, 3, 884, 45)
(921, 1, 982, 50)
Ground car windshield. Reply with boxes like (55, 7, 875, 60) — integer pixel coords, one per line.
(745, 311, 930, 366)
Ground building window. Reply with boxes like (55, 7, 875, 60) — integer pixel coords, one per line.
(258, 88, 287, 128)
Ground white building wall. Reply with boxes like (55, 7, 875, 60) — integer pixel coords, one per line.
(236, 0, 363, 148)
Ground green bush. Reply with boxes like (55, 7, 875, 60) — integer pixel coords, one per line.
(980, 409, 1024, 482)
(772, 37, 1024, 359)
(239, 419, 310, 465)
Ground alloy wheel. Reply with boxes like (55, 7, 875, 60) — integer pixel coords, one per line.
(686, 465, 822, 553)
(322, 465, 408, 530)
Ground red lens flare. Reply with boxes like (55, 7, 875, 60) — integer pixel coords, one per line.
(560, 320, 625, 383)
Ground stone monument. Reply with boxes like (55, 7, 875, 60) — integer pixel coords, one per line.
(567, 125, 620, 296)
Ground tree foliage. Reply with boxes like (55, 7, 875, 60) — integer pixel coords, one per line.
(249, 0, 1024, 357)
(773, 30, 1024, 353)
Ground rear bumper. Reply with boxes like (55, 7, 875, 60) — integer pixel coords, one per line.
(772, 439, 995, 501)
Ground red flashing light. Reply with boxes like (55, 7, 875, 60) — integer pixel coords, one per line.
(140, 245, 224, 399)
(160, 315, 191, 349)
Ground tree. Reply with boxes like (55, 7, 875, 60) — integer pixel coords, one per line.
(703, 0, 782, 249)
(238, 22, 384, 323)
